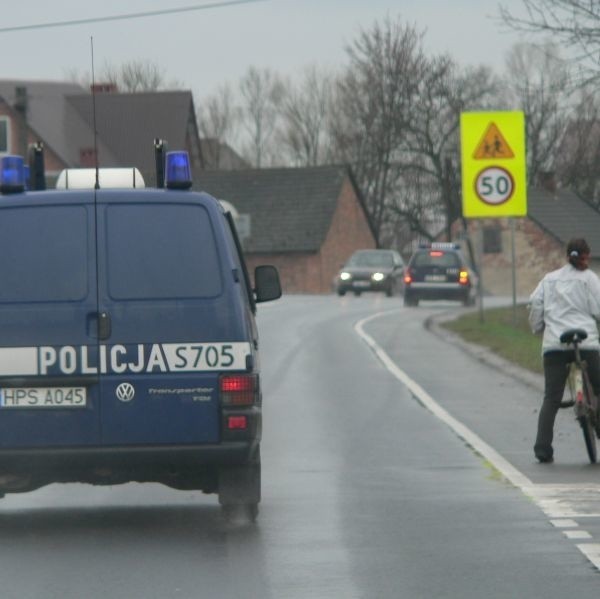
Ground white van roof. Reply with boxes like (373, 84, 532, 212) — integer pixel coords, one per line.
(55, 168, 145, 189)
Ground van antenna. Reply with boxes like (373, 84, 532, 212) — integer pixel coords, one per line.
(90, 36, 100, 190)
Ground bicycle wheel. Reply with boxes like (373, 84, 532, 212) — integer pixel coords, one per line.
(579, 415, 597, 464)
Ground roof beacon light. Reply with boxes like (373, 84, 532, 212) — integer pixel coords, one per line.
(165, 151, 192, 190)
(0, 155, 26, 194)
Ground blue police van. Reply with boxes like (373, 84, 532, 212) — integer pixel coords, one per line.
(0, 148, 281, 521)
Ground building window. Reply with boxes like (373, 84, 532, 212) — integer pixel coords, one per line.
(0, 117, 10, 153)
(483, 226, 502, 254)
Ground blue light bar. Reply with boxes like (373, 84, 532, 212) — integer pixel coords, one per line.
(165, 151, 192, 190)
(0, 155, 26, 194)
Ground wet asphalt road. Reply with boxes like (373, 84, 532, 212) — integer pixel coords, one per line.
(0, 295, 599, 598)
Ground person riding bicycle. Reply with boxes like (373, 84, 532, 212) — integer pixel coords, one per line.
(529, 238, 600, 463)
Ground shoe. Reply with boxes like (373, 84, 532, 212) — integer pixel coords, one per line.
(536, 455, 554, 463)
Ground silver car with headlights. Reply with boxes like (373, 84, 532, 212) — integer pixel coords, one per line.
(335, 249, 405, 297)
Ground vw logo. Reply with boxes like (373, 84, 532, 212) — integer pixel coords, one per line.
(115, 382, 135, 402)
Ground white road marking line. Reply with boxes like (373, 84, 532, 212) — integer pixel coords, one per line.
(576, 544, 600, 569)
(564, 530, 592, 539)
(551, 519, 579, 528)
(355, 310, 600, 570)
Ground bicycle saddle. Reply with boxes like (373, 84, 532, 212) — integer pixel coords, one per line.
(560, 329, 588, 344)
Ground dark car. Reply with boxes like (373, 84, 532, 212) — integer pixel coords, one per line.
(335, 249, 405, 297)
(403, 243, 477, 306)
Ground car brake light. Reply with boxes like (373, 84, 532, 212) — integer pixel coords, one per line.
(459, 270, 469, 285)
(227, 415, 248, 430)
(430, 251, 444, 257)
(220, 374, 258, 406)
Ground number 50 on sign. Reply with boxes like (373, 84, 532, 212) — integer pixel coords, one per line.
(475, 166, 514, 205)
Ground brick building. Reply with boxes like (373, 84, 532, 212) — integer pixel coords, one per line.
(197, 166, 376, 294)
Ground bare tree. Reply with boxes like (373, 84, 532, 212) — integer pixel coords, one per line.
(555, 88, 600, 204)
(277, 66, 333, 166)
(65, 60, 183, 92)
(499, 0, 600, 85)
(401, 60, 499, 241)
(387, 170, 442, 242)
(119, 60, 165, 92)
(330, 15, 498, 248)
(502, 41, 571, 184)
(329, 17, 428, 246)
(197, 84, 239, 169)
(239, 67, 285, 167)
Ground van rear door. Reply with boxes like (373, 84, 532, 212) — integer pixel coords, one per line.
(95, 192, 249, 445)
(0, 194, 102, 447)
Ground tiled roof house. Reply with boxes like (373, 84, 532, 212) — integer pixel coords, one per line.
(0, 79, 202, 185)
(197, 166, 377, 293)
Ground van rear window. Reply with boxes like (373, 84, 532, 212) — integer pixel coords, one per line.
(0, 206, 88, 302)
(105, 204, 223, 300)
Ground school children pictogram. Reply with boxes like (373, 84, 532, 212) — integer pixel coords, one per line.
(472, 122, 515, 159)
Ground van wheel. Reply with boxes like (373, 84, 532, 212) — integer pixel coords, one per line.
(222, 502, 259, 523)
(218, 448, 260, 522)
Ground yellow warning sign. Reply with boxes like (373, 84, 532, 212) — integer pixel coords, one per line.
(460, 111, 526, 218)
(472, 122, 515, 159)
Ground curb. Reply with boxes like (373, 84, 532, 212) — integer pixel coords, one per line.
(425, 307, 544, 394)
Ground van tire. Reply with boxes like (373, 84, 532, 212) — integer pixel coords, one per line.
(222, 502, 259, 523)
(218, 447, 260, 521)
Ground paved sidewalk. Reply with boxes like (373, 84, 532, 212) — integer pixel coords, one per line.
(425, 306, 544, 394)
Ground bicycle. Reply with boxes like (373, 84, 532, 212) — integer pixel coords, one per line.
(560, 329, 600, 463)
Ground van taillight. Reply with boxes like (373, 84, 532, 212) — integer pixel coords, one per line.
(227, 416, 248, 430)
(220, 374, 257, 406)
(459, 270, 469, 285)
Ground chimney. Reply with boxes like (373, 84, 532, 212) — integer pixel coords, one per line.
(90, 82, 118, 94)
(537, 171, 557, 193)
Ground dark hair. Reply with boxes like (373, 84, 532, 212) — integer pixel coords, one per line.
(567, 238, 591, 269)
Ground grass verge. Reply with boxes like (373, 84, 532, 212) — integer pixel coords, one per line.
(439, 304, 543, 375)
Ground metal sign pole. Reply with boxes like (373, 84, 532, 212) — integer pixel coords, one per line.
(511, 218, 517, 326)
(478, 221, 484, 322)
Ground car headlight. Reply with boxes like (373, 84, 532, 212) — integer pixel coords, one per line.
(340, 272, 351, 281)
(372, 272, 385, 282)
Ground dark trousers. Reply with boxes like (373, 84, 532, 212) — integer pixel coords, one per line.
(534, 350, 600, 459)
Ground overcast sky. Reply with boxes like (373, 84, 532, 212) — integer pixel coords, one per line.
(0, 0, 528, 100)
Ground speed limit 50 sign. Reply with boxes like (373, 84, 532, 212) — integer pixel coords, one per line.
(460, 112, 526, 218)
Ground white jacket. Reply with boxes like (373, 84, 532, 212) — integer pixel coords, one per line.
(529, 264, 600, 353)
